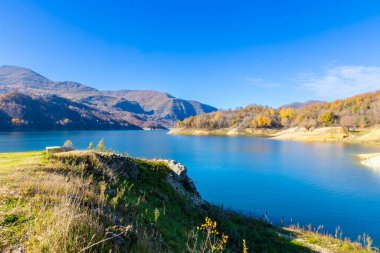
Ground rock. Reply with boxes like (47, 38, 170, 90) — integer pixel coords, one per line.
(166, 160, 187, 181)
(45, 146, 74, 153)
(155, 159, 206, 207)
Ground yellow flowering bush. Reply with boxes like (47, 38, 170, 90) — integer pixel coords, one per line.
(188, 217, 228, 252)
(242, 239, 248, 253)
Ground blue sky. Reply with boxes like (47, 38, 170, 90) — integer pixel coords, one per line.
(1, 0, 380, 108)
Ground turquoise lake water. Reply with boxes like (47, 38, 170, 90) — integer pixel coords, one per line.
(1, 130, 380, 244)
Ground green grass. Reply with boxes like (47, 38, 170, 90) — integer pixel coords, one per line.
(0, 151, 374, 252)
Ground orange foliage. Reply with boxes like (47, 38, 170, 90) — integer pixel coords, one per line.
(11, 118, 22, 126)
(252, 115, 272, 128)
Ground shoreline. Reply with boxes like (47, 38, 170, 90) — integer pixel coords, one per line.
(169, 126, 380, 145)
(357, 153, 380, 170)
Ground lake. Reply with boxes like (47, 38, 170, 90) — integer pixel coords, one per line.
(1, 130, 380, 244)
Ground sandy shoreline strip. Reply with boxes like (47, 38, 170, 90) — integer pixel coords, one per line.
(357, 153, 380, 169)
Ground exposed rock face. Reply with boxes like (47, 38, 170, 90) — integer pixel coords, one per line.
(157, 159, 205, 207)
(166, 160, 187, 180)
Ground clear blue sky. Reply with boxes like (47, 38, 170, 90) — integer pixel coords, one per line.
(1, 0, 380, 108)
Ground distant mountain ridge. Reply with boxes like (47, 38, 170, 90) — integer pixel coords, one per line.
(0, 65, 217, 130)
(280, 100, 325, 109)
(0, 65, 100, 97)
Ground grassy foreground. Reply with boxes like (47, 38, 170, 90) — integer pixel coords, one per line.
(0, 151, 373, 252)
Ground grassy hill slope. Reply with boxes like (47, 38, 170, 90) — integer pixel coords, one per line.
(0, 151, 372, 252)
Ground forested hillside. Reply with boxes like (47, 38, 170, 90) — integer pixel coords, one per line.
(178, 90, 380, 131)
(0, 92, 140, 130)
(0, 65, 217, 129)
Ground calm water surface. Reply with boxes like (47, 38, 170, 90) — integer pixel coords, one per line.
(1, 130, 380, 244)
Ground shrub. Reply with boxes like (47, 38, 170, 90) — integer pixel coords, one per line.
(64, 140, 73, 148)
(97, 138, 105, 152)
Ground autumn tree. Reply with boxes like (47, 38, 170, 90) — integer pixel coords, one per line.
(11, 118, 22, 126)
(340, 114, 356, 131)
(279, 108, 296, 127)
(177, 121, 184, 128)
(319, 111, 337, 126)
(252, 115, 272, 128)
(176, 89, 380, 131)
(301, 118, 317, 130)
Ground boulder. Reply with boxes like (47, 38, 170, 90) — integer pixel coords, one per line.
(45, 146, 74, 153)
(166, 160, 187, 181)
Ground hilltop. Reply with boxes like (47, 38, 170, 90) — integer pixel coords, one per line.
(0, 150, 372, 252)
(0, 65, 217, 130)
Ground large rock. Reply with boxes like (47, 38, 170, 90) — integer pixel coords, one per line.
(45, 146, 74, 153)
(155, 159, 205, 207)
(166, 160, 187, 181)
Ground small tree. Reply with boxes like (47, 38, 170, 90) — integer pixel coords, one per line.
(63, 140, 73, 148)
(320, 111, 336, 126)
(252, 115, 272, 128)
(11, 118, 22, 126)
(340, 115, 356, 132)
(88, 141, 94, 150)
(301, 118, 317, 130)
(177, 121, 184, 128)
(97, 138, 105, 152)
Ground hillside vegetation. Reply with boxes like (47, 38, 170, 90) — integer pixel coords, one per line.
(0, 65, 217, 129)
(0, 92, 140, 131)
(0, 150, 372, 252)
(177, 90, 380, 133)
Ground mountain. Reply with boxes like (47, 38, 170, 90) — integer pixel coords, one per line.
(0, 92, 139, 130)
(103, 90, 217, 121)
(280, 100, 324, 109)
(0, 65, 217, 129)
(0, 65, 101, 98)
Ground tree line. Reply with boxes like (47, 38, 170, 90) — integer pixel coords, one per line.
(178, 90, 380, 131)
